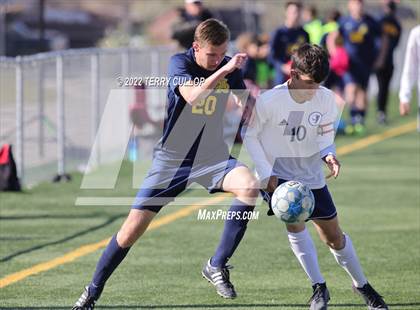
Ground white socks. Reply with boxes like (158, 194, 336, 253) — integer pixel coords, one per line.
(287, 228, 325, 285)
(288, 229, 368, 288)
(329, 233, 368, 288)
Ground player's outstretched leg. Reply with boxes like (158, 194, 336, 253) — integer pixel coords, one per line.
(72, 209, 156, 310)
(202, 166, 258, 299)
(313, 217, 388, 310)
(286, 224, 330, 310)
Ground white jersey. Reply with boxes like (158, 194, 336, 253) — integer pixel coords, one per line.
(243, 83, 339, 189)
(399, 25, 420, 108)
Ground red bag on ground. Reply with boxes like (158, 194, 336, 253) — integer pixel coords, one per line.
(0, 144, 21, 191)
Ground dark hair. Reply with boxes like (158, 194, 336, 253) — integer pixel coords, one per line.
(291, 44, 329, 83)
(326, 9, 341, 22)
(388, 1, 397, 13)
(285, 1, 302, 9)
(306, 5, 318, 18)
(194, 18, 230, 46)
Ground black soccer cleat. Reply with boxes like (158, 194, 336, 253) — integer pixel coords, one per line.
(308, 282, 330, 310)
(202, 259, 237, 299)
(354, 283, 389, 310)
(72, 286, 96, 310)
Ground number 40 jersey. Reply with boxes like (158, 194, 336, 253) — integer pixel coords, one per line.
(243, 83, 342, 189)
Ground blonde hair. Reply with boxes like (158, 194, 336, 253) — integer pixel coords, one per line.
(194, 18, 230, 46)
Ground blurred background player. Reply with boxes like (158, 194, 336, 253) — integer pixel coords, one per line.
(73, 19, 259, 309)
(322, 9, 341, 40)
(399, 24, 420, 131)
(236, 32, 260, 98)
(330, 0, 381, 135)
(255, 33, 275, 89)
(244, 44, 389, 310)
(302, 5, 323, 45)
(321, 9, 347, 95)
(375, 0, 401, 125)
(270, 1, 309, 85)
(172, 0, 213, 49)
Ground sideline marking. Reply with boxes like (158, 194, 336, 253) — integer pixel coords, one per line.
(0, 195, 227, 289)
(0, 120, 417, 289)
(337, 121, 417, 156)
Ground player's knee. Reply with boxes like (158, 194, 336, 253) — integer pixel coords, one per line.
(325, 233, 345, 250)
(230, 176, 259, 199)
(117, 226, 142, 247)
(117, 231, 135, 248)
(118, 216, 150, 247)
(242, 177, 260, 198)
(250, 177, 260, 189)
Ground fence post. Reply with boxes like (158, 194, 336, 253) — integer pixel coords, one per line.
(151, 50, 159, 79)
(38, 58, 45, 157)
(121, 48, 131, 146)
(15, 56, 24, 183)
(90, 52, 100, 167)
(121, 48, 129, 78)
(150, 50, 160, 107)
(56, 54, 66, 179)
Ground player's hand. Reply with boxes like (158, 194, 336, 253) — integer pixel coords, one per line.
(265, 176, 279, 193)
(223, 53, 247, 74)
(399, 102, 410, 116)
(325, 154, 340, 179)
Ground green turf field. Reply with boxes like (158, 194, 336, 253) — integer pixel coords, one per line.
(0, 97, 419, 309)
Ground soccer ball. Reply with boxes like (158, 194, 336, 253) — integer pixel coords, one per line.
(271, 181, 315, 224)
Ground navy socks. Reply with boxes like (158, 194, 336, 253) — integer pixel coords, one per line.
(211, 199, 254, 267)
(89, 235, 131, 299)
(350, 107, 366, 125)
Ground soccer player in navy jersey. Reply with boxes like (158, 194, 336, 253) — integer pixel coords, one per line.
(73, 19, 259, 309)
(330, 0, 381, 135)
(269, 1, 310, 85)
(375, 0, 401, 125)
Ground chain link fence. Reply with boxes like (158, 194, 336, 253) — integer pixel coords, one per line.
(0, 27, 414, 187)
(0, 47, 175, 186)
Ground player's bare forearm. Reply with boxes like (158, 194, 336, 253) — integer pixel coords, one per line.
(179, 67, 230, 106)
(179, 53, 247, 106)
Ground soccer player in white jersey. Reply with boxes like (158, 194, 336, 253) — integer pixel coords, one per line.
(243, 44, 388, 310)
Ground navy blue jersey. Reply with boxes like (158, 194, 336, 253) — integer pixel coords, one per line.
(379, 14, 401, 66)
(339, 14, 381, 67)
(242, 57, 257, 82)
(270, 26, 310, 64)
(156, 48, 246, 161)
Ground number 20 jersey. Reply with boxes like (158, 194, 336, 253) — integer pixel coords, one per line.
(155, 48, 246, 162)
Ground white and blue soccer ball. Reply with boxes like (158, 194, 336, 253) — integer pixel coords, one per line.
(271, 181, 315, 224)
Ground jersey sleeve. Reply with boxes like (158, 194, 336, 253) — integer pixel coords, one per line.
(230, 68, 246, 90)
(369, 15, 382, 37)
(399, 26, 419, 104)
(317, 91, 339, 158)
(168, 54, 193, 96)
(242, 95, 274, 180)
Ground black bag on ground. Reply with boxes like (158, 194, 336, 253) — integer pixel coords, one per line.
(0, 144, 21, 191)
